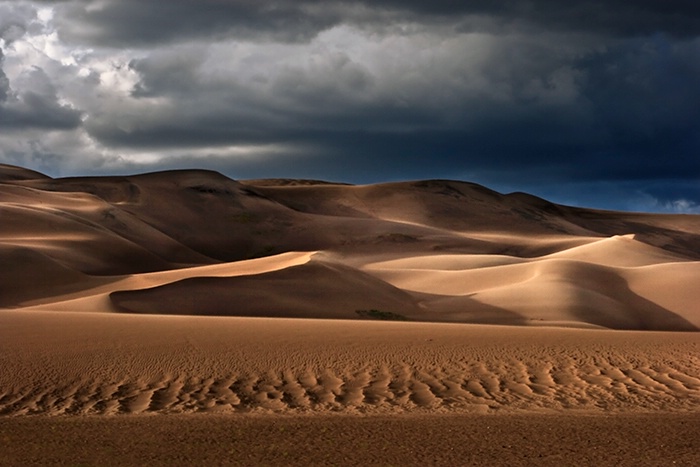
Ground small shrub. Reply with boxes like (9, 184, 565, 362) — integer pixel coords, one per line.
(230, 212, 257, 223)
(355, 309, 410, 321)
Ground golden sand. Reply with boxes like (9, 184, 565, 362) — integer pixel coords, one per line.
(2, 164, 699, 465)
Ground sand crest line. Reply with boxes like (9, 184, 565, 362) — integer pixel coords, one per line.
(16, 251, 317, 312)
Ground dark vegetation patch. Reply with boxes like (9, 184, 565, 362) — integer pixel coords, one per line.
(240, 187, 269, 199)
(376, 233, 419, 243)
(355, 309, 410, 321)
(187, 185, 233, 196)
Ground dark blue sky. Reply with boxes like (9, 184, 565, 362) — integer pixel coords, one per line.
(1, 1, 699, 212)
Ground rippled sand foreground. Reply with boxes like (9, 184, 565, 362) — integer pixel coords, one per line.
(2, 312, 699, 466)
(2, 312, 698, 416)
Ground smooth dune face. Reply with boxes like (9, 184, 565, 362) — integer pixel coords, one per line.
(1, 163, 699, 330)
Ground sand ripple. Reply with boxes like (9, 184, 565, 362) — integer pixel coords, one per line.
(2, 360, 699, 416)
(1, 312, 697, 416)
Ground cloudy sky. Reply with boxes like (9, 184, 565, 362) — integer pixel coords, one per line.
(1, 1, 698, 212)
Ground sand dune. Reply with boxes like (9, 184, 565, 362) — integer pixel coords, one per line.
(2, 164, 699, 465)
(110, 258, 422, 319)
(543, 233, 690, 266)
(1, 164, 699, 330)
(623, 262, 700, 327)
(16, 251, 316, 312)
(363, 240, 699, 330)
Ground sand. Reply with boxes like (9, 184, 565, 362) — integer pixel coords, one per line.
(2, 413, 699, 466)
(1, 164, 699, 465)
(2, 164, 698, 329)
(1, 312, 699, 465)
(2, 312, 699, 416)
(2, 311, 699, 465)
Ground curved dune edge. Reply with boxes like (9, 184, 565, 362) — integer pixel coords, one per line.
(13, 245, 700, 330)
(359, 237, 700, 330)
(16, 251, 317, 312)
(9, 242, 700, 330)
(108, 257, 423, 319)
(1, 311, 698, 416)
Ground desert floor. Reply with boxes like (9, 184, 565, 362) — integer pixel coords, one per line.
(2, 413, 699, 466)
(2, 312, 699, 466)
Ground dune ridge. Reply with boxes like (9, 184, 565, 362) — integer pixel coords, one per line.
(1, 164, 698, 331)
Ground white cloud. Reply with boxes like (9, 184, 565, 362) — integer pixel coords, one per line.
(665, 199, 700, 214)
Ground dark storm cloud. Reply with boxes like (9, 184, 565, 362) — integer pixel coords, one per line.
(0, 53, 83, 129)
(0, 1, 34, 104)
(0, 54, 8, 102)
(43, 0, 700, 47)
(402, 0, 700, 37)
(85, 26, 699, 187)
(2, 0, 699, 212)
(0, 92, 83, 129)
(0, 2, 37, 42)
(0, 3, 83, 129)
(48, 0, 341, 46)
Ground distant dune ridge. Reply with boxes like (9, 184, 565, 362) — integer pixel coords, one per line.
(1, 163, 698, 330)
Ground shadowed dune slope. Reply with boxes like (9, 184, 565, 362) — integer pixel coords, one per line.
(0, 164, 50, 181)
(0, 245, 112, 308)
(363, 236, 700, 330)
(110, 259, 422, 319)
(1, 164, 699, 330)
